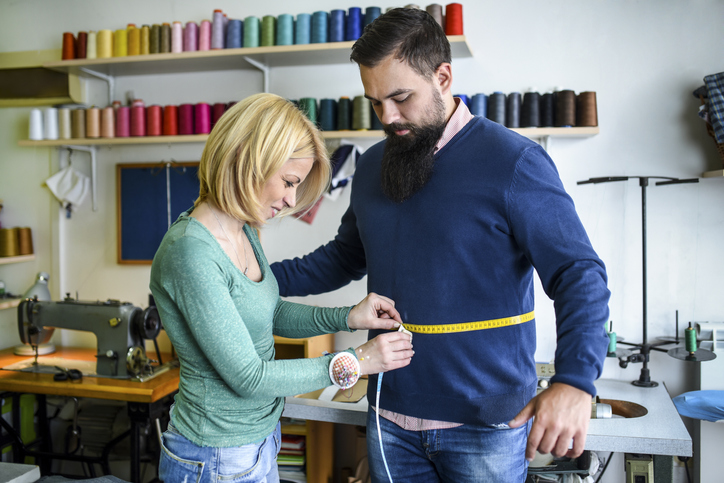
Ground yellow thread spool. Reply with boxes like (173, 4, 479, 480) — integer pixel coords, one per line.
(127, 23, 140, 56)
(97, 29, 113, 58)
(114, 28, 127, 57)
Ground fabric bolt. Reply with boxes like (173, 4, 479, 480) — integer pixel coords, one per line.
(150, 210, 355, 447)
(673, 390, 724, 422)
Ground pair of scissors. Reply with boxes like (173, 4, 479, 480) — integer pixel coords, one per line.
(54, 366, 83, 382)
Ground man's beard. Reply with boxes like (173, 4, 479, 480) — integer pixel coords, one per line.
(380, 94, 446, 203)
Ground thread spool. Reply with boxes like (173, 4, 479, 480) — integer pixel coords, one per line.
(295, 14, 311, 45)
(364, 7, 382, 28)
(521, 92, 541, 128)
(17, 228, 33, 255)
(199, 20, 212, 50)
(150, 24, 161, 54)
(146, 105, 162, 136)
(456, 94, 469, 107)
(244, 16, 260, 48)
(487, 92, 506, 125)
(261, 16, 276, 46)
(555, 90, 576, 127)
(101, 107, 115, 138)
(311, 11, 328, 43)
(540, 93, 554, 127)
(62, 32, 76, 60)
(130, 100, 146, 136)
(87, 31, 97, 59)
(115, 106, 130, 137)
(506, 92, 521, 128)
(212, 9, 225, 49)
(85, 107, 100, 138)
(171, 21, 183, 53)
(97, 29, 113, 58)
(28, 109, 43, 140)
(298, 98, 318, 124)
(226, 19, 242, 49)
(352, 95, 371, 130)
(161, 23, 171, 53)
(140, 25, 150, 54)
(71, 109, 86, 138)
(337, 97, 351, 130)
(330, 10, 345, 42)
(163, 105, 179, 135)
(276, 14, 294, 45)
(127, 24, 140, 56)
(58, 108, 72, 139)
(346, 7, 363, 41)
(211, 103, 226, 128)
(44, 107, 59, 140)
(576, 91, 598, 127)
(179, 104, 194, 135)
(470, 93, 487, 117)
(319, 99, 337, 131)
(685, 323, 698, 354)
(76, 31, 87, 59)
(195, 103, 211, 134)
(426, 4, 444, 29)
(445, 3, 463, 35)
(405, 3, 421, 8)
(0, 228, 20, 257)
(114, 28, 127, 57)
(607, 329, 617, 355)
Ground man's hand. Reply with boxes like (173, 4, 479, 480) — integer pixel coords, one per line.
(347, 292, 402, 330)
(508, 382, 592, 461)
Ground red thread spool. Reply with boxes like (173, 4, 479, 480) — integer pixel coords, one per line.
(163, 105, 179, 135)
(62, 32, 76, 60)
(445, 3, 464, 35)
(179, 104, 194, 135)
(76, 31, 87, 59)
(116, 106, 130, 137)
(130, 99, 146, 136)
(146, 105, 163, 136)
(195, 103, 211, 134)
(211, 103, 226, 128)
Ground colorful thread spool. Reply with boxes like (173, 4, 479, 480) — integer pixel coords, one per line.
(226, 19, 242, 49)
(171, 21, 183, 53)
(319, 99, 337, 131)
(70, 109, 86, 138)
(76, 31, 87, 59)
(115, 106, 130, 137)
(295, 13, 311, 45)
(130, 100, 146, 136)
(364, 7, 382, 28)
(163, 105, 179, 135)
(199, 20, 212, 50)
(147, 105, 162, 136)
(101, 107, 115, 138)
(337, 97, 351, 130)
(299, 98, 318, 124)
(140, 25, 150, 54)
(58, 108, 72, 139)
(86, 31, 97, 59)
(211, 9, 225, 49)
(17, 228, 34, 255)
(685, 323, 698, 355)
(445, 3, 464, 35)
(62, 32, 76, 60)
(160, 23, 171, 53)
(211, 103, 226, 128)
(184, 22, 198, 51)
(345, 7, 363, 41)
(330, 10, 345, 42)
(576, 91, 598, 127)
(97, 29, 113, 58)
(244, 16, 260, 47)
(470, 93, 487, 117)
(426, 4, 444, 28)
(114, 28, 127, 57)
(179, 104, 194, 135)
(261, 16, 276, 46)
(276, 14, 294, 46)
(311, 11, 328, 43)
(352, 95, 371, 130)
(85, 107, 100, 138)
(150, 24, 161, 54)
(127, 24, 140, 56)
(0, 228, 20, 257)
(195, 103, 211, 134)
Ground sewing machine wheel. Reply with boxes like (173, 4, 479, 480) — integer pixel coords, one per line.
(133, 306, 161, 340)
(126, 346, 148, 376)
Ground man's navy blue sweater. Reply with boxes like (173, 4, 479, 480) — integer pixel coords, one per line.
(272, 117, 610, 424)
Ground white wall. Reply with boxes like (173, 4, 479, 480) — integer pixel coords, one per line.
(0, 1, 722, 479)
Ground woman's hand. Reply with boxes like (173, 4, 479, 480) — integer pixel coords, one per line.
(347, 292, 402, 330)
(355, 331, 414, 375)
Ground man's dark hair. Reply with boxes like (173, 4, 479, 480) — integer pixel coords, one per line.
(350, 8, 452, 78)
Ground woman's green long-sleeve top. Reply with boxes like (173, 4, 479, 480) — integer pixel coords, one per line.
(150, 209, 353, 447)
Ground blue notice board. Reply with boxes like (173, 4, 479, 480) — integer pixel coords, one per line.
(116, 162, 199, 264)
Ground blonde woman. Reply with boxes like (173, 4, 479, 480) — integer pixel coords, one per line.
(150, 93, 413, 483)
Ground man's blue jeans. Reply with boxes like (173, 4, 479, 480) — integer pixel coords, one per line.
(366, 409, 530, 483)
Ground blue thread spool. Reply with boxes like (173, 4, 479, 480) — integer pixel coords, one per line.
(295, 14, 311, 45)
(311, 11, 328, 43)
(364, 7, 381, 28)
(243, 16, 260, 48)
(346, 7, 363, 41)
(487, 92, 506, 125)
(470, 94, 487, 117)
(330, 10, 345, 42)
(456, 94, 469, 107)
(319, 99, 337, 131)
(276, 14, 294, 45)
(225, 19, 242, 49)
(506, 92, 521, 128)
(337, 97, 351, 130)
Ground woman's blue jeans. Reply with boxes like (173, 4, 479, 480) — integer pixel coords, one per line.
(158, 420, 281, 483)
(366, 409, 530, 483)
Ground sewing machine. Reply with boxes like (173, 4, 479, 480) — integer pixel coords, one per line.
(17, 295, 163, 378)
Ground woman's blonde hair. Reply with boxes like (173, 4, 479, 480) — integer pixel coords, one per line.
(195, 93, 330, 226)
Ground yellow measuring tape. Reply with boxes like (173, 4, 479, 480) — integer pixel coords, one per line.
(402, 311, 535, 334)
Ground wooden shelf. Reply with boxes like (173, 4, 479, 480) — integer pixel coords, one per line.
(0, 254, 35, 265)
(0, 298, 22, 311)
(43, 36, 472, 77)
(702, 169, 724, 178)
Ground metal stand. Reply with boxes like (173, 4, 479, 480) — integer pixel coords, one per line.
(577, 176, 699, 387)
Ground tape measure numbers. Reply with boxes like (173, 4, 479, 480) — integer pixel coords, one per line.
(402, 311, 535, 334)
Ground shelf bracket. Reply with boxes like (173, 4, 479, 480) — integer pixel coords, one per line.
(79, 68, 115, 104)
(540, 135, 550, 152)
(243, 57, 269, 93)
(62, 145, 98, 211)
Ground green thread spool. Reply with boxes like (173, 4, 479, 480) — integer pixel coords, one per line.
(244, 16, 260, 48)
(337, 96, 351, 130)
(352, 95, 371, 130)
(276, 14, 294, 45)
(607, 331, 617, 355)
(150, 24, 161, 54)
(299, 98, 318, 124)
(261, 16, 276, 46)
(685, 323, 697, 354)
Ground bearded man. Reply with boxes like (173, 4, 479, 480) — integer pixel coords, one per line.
(271, 8, 610, 483)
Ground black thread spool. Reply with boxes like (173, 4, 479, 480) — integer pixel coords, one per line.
(506, 92, 521, 128)
(337, 96, 351, 130)
(555, 90, 576, 127)
(319, 98, 337, 131)
(521, 92, 540, 128)
(487, 92, 506, 125)
(576, 91, 598, 127)
(540, 93, 554, 127)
